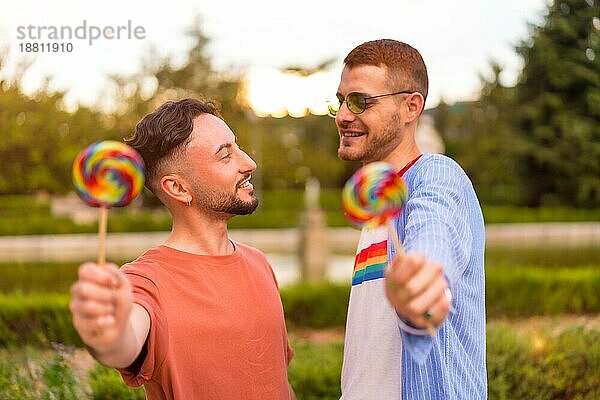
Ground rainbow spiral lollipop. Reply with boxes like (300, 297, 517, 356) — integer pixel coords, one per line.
(342, 162, 407, 229)
(72, 141, 145, 208)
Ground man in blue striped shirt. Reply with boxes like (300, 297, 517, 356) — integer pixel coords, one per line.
(331, 39, 487, 399)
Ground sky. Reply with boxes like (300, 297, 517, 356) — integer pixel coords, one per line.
(0, 0, 551, 116)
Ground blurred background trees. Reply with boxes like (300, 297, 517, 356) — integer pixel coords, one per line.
(436, 0, 599, 207)
(0, 0, 598, 208)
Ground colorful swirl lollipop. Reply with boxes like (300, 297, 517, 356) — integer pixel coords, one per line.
(72, 141, 145, 208)
(342, 162, 407, 229)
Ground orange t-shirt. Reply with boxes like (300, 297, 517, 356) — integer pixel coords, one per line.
(118, 243, 294, 399)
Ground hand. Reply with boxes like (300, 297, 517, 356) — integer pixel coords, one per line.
(384, 253, 451, 331)
(69, 262, 133, 353)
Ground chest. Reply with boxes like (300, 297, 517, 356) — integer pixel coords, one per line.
(161, 264, 285, 346)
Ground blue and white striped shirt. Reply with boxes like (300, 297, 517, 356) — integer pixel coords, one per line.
(341, 153, 487, 399)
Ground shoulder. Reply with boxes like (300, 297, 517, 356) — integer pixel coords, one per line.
(120, 248, 164, 287)
(233, 241, 280, 285)
(234, 241, 269, 262)
(412, 153, 466, 175)
(408, 153, 471, 186)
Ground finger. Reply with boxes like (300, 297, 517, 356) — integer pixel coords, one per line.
(404, 261, 443, 298)
(413, 291, 451, 330)
(71, 281, 117, 303)
(78, 262, 120, 288)
(70, 298, 114, 319)
(387, 253, 425, 285)
(427, 291, 452, 326)
(73, 315, 116, 335)
(405, 276, 449, 317)
(109, 265, 130, 290)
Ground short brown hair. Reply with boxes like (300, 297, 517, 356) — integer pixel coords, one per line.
(344, 39, 428, 100)
(125, 98, 221, 193)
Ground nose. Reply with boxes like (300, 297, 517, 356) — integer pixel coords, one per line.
(335, 100, 356, 127)
(239, 148, 257, 173)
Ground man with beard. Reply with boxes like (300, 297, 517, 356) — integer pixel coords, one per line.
(69, 98, 296, 400)
(331, 40, 486, 399)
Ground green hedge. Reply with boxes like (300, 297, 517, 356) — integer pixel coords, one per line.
(0, 195, 50, 217)
(485, 245, 600, 268)
(482, 205, 600, 223)
(1, 327, 599, 400)
(88, 328, 600, 400)
(2, 247, 598, 295)
(87, 341, 344, 400)
(281, 283, 350, 329)
(487, 324, 600, 400)
(0, 294, 82, 347)
(1, 268, 599, 347)
(0, 263, 80, 294)
(485, 266, 600, 317)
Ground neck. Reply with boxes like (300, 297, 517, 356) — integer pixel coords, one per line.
(378, 135, 422, 171)
(164, 207, 234, 256)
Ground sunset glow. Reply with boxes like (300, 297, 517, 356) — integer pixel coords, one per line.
(244, 67, 339, 118)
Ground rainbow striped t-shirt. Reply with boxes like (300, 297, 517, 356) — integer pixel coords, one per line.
(341, 226, 402, 399)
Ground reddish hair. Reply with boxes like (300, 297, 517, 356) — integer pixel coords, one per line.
(344, 39, 428, 100)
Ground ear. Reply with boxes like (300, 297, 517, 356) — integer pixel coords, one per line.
(159, 174, 190, 206)
(404, 92, 425, 123)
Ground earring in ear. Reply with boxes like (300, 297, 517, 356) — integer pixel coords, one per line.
(186, 198, 192, 206)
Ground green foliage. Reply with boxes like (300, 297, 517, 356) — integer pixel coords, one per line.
(514, 0, 600, 207)
(0, 189, 349, 235)
(3, 327, 599, 400)
(0, 294, 82, 347)
(486, 245, 600, 268)
(281, 283, 350, 329)
(487, 324, 600, 400)
(1, 247, 598, 296)
(0, 346, 87, 399)
(437, 0, 600, 207)
(482, 205, 600, 223)
(40, 348, 80, 400)
(0, 262, 80, 294)
(252, 115, 350, 190)
(88, 365, 145, 400)
(435, 69, 523, 206)
(485, 266, 600, 317)
(288, 341, 343, 400)
(0, 80, 118, 195)
(0, 360, 36, 400)
(1, 263, 599, 347)
(0, 190, 599, 236)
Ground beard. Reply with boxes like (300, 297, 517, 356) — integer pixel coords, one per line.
(211, 191, 259, 215)
(338, 113, 402, 162)
(191, 182, 259, 216)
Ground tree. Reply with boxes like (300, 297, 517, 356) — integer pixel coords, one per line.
(109, 21, 249, 146)
(514, 0, 600, 207)
(0, 55, 115, 194)
(434, 65, 523, 205)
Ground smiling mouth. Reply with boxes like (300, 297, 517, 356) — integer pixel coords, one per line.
(341, 131, 366, 138)
(237, 175, 252, 189)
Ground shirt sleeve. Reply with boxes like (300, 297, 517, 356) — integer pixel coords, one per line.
(393, 156, 473, 363)
(117, 269, 167, 386)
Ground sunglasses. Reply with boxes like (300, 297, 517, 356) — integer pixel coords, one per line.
(328, 90, 415, 116)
